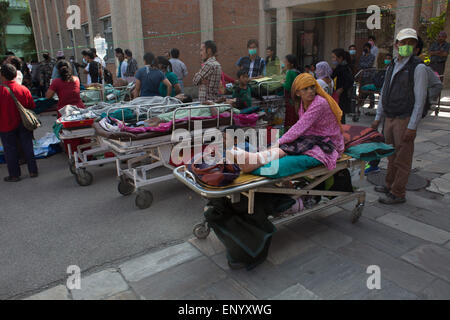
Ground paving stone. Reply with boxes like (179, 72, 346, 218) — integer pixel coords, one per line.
(442, 173, 450, 181)
(359, 204, 390, 221)
(310, 206, 343, 220)
(284, 217, 326, 238)
(377, 213, 450, 244)
(130, 256, 227, 300)
(341, 278, 419, 300)
(415, 170, 443, 181)
(182, 278, 257, 300)
(412, 158, 433, 170)
(24, 285, 70, 300)
(225, 260, 300, 300)
(189, 232, 225, 257)
(427, 178, 450, 195)
(307, 226, 353, 250)
(373, 202, 421, 215)
(71, 269, 129, 300)
(271, 283, 321, 300)
(321, 214, 425, 257)
(414, 142, 442, 155)
(423, 160, 450, 174)
(105, 290, 139, 300)
(402, 245, 450, 282)
(211, 253, 231, 272)
(267, 226, 316, 265)
(396, 209, 450, 233)
(120, 242, 201, 282)
(421, 279, 450, 300)
(336, 241, 435, 293)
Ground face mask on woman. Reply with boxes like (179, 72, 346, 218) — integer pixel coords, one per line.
(398, 45, 414, 57)
(249, 49, 257, 56)
(349, 50, 356, 55)
(384, 59, 392, 65)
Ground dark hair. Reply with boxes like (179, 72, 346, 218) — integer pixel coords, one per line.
(266, 47, 276, 63)
(9, 56, 22, 71)
(56, 60, 74, 82)
(204, 40, 217, 55)
(304, 65, 311, 69)
(156, 56, 172, 72)
(349, 44, 357, 49)
(285, 54, 299, 70)
(124, 49, 133, 57)
(332, 48, 351, 64)
(385, 53, 393, 59)
(170, 48, 180, 59)
(363, 42, 372, 50)
(416, 36, 424, 56)
(180, 94, 193, 103)
(369, 35, 376, 41)
(143, 52, 156, 66)
(90, 48, 97, 55)
(5, 51, 15, 56)
(83, 50, 95, 59)
(247, 39, 259, 48)
(115, 48, 124, 55)
(237, 69, 249, 79)
(1, 64, 17, 81)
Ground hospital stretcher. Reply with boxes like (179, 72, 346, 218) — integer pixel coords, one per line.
(173, 156, 367, 239)
(96, 104, 265, 210)
(63, 101, 196, 186)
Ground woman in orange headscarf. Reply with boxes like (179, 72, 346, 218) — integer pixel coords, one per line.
(228, 73, 345, 173)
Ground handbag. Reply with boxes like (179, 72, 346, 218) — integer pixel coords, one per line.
(188, 160, 241, 187)
(1, 85, 41, 131)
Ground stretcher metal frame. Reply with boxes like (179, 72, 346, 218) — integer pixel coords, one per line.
(173, 158, 367, 239)
(100, 103, 239, 210)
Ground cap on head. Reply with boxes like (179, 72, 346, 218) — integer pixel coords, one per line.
(396, 28, 418, 42)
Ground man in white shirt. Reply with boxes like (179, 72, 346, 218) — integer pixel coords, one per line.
(115, 48, 127, 79)
(169, 48, 188, 92)
(369, 35, 379, 68)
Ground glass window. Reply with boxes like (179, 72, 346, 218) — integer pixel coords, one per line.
(101, 17, 114, 62)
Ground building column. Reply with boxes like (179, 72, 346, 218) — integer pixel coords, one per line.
(28, 0, 43, 56)
(259, 0, 271, 50)
(432, 0, 442, 17)
(323, 12, 339, 65)
(54, 0, 69, 54)
(85, 0, 100, 47)
(43, 0, 55, 55)
(199, 0, 214, 42)
(69, 0, 84, 62)
(395, 0, 422, 37)
(276, 7, 293, 64)
(110, 0, 145, 66)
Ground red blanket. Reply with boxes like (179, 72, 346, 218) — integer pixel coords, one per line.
(342, 125, 385, 149)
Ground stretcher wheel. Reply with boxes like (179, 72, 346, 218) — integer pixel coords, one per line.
(135, 190, 153, 210)
(193, 223, 210, 240)
(75, 169, 93, 187)
(351, 203, 364, 224)
(69, 159, 76, 175)
(118, 181, 135, 196)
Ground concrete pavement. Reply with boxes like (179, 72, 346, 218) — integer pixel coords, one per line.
(22, 111, 450, 300)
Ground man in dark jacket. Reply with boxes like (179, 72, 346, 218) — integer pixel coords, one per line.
(371, 28, 428, 205)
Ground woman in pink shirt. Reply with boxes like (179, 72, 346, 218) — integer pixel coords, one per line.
(228, 73, 345, 173)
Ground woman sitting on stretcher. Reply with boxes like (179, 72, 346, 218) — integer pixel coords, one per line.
(227, 73, 345, 173)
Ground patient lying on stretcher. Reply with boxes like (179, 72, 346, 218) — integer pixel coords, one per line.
(143, 103, 240, 128)
(227, 73, 345, 173)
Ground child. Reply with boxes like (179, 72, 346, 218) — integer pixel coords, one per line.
(231, 70, 252, 110)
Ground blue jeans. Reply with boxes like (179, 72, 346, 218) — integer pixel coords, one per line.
(0, 124, 38, 178)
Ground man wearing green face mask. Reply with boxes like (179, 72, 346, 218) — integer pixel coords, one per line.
(371, 28, 428, 205)
(236, 39, 266, 79)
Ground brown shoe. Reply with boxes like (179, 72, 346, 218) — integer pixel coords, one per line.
(374, 186, 390, 194)
(379, 193, 406, 205)
(4, 176, 21, 183)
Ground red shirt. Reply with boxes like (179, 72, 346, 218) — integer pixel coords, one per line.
(0, 80, 35, 133)
(49, 77, 86, 110)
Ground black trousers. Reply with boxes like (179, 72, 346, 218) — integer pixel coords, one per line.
(0, 124, 38, 178)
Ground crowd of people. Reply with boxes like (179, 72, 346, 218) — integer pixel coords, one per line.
(0, 26, 444, 206)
